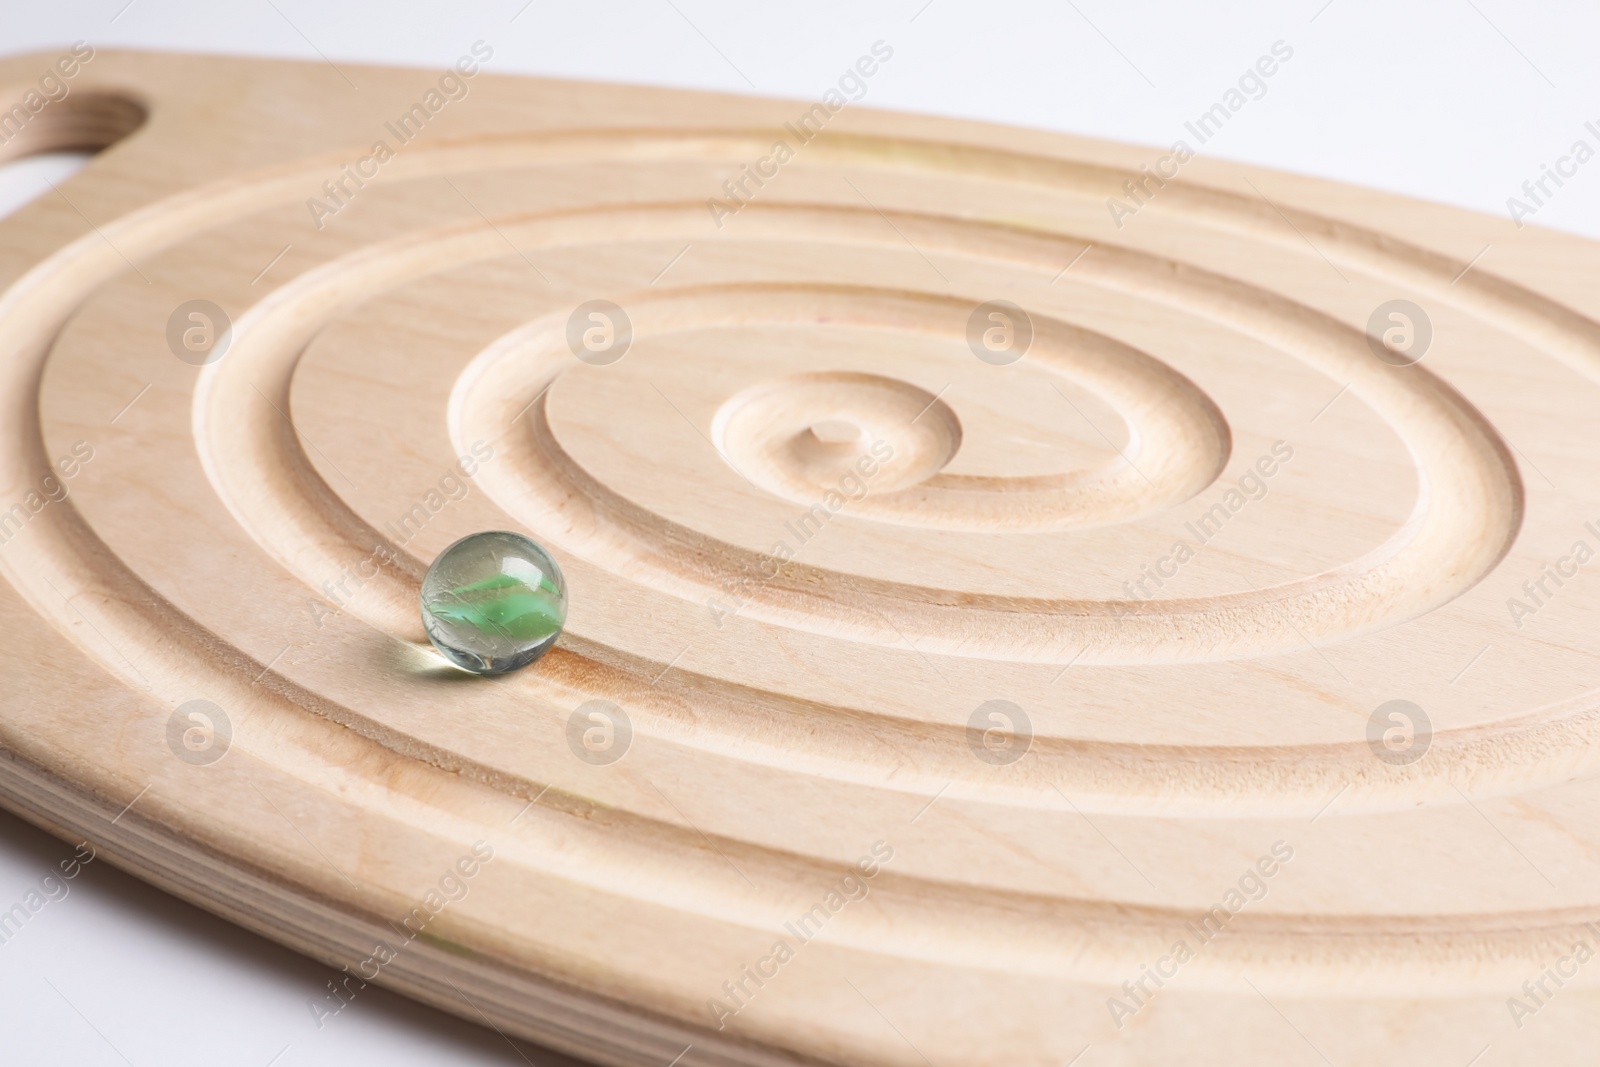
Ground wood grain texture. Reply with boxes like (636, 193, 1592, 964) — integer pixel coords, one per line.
(3, 48, 1600, 1065)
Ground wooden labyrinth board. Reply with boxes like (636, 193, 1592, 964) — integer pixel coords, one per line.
(5, 48, 1600, 1067)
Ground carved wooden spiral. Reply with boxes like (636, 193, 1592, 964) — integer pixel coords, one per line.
(2, 51, 1599, 1067)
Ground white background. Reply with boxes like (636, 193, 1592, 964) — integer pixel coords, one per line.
(2, 2, 1599, 1063)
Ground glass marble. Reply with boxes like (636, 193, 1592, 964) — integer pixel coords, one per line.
(420, 531, 568, 675)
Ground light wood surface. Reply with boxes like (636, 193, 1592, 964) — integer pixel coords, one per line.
(3, 48, 1600, 1066)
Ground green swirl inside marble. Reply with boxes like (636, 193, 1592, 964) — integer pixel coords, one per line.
(427, 571, 565, 642)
